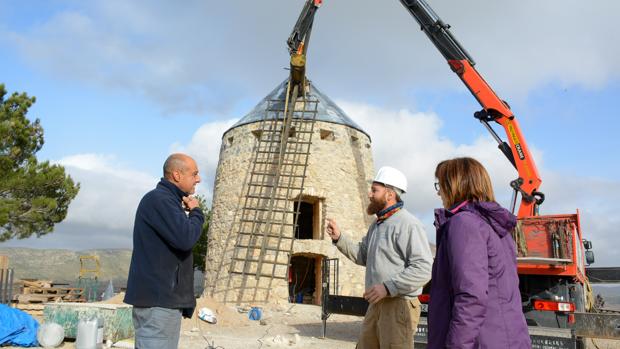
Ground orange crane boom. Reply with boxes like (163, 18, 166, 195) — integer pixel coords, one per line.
(399, 0, 544, 218)
(286, 0, 322, 95)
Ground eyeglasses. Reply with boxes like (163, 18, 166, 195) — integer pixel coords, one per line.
(434, 182, 440, 192)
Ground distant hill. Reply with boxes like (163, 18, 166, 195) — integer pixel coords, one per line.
(0, 247, 132, 283)
(0, 247, 210, 298)
(3, 247, 615, 304)
(593, 285, 620, 305)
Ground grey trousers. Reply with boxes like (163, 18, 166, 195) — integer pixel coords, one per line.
(132, 307, 182, 349)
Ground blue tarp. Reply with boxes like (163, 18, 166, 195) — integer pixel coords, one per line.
(0, 304, 39, 347)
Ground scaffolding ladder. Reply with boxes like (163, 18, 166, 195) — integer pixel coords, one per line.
(225, 84, 318, 303)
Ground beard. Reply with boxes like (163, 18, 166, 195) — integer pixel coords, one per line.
(367, 196, 387, 215)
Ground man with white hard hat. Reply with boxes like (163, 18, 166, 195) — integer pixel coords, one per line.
(327, 166, 433, 349)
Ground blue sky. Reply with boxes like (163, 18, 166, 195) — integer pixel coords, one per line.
(1, 0, 619, 266)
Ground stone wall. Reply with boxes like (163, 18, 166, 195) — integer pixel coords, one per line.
(205, 120, 375, 304)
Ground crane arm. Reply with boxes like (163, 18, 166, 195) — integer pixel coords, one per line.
(398, 0, 543, 217)
(286, 0, 322, 92)
(287, 0, 323, 56)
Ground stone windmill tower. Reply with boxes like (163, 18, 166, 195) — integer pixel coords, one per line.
(205, 79, 376, 305)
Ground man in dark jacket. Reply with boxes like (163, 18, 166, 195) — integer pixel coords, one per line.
(124, 153, 204, 349)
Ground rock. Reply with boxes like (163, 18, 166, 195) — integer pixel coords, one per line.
(290, 333, 301, 346)
(260, 319, 268, 326)
(272, 335, 285, 344)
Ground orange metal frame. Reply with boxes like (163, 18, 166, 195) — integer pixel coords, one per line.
(399, 0, 588, 291)
(445, 60, 586, 279)
(516, 213, 585, 280)
(447, 59, 542, 218)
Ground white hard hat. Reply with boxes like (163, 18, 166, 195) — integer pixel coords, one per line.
(373, 166, 407, 193)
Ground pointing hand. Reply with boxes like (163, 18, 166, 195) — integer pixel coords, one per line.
(326, 218, 341, 241)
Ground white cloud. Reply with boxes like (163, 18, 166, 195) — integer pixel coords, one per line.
(170, 118, 238, 202)
(539, 172, 620, 267)
(56, 153, 157, 230)
(4, 102, 616, 266)
(2, 124, 232, 251)
(339, 101, 518, 213)
(338, 101, 619, 266)
(1, 153, 158, 250)
(3, 0, 619, 112)
(165, 101, 618, 266)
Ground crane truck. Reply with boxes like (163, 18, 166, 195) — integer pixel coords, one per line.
(321, 1, 620, 347)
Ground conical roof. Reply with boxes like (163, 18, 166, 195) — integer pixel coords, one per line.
(227, 79, 369, 139)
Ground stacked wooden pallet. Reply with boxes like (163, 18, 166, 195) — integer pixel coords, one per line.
(15, 280, 85, 316)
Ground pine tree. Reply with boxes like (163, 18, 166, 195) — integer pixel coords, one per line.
(0, 84, 79, 241)
(192, 195, 211, 271)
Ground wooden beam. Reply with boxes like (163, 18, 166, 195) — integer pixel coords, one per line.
(0, 255, 8, 269)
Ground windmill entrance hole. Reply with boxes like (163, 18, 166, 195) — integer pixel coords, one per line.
(288, 254, 323, 305)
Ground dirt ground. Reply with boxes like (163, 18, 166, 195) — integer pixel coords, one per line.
(8, 295, 620, 349)
(10, 297, 362, 349)
(178, 301, 361, 349)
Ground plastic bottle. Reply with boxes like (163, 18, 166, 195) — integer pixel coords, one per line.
(75, 316, 104, 349)
(102, 280, 114, 301)
(96, 317, 104, 349)
(75, 318, 97, 349)
(248, 307, 263, 321)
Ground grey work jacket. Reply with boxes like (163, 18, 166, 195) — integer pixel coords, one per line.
(336, 209, 433, 298)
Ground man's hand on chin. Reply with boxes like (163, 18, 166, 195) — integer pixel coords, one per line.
(182, 196, 199, 211)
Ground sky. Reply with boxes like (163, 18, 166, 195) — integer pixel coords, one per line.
(0, 0, 618, 266)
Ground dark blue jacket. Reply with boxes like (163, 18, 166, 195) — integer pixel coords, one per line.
(124, 178, 204, 315)
(428, 201, 530, 349)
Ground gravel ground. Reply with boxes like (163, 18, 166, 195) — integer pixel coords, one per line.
(6, 302, 620, 348)
(178, 303, 361, 349)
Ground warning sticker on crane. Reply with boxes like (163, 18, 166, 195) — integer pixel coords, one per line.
(507, 121, 526, 160)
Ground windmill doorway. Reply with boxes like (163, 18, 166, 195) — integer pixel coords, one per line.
(294, 198, 322, 240)
(288, 254, 323, 305)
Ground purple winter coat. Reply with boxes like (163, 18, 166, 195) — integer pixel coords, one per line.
(427, 201, 531, 349)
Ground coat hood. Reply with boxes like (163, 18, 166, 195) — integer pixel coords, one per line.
(434, 201, 516, 238)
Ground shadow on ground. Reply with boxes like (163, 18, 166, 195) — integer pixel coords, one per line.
(292, 320, 362, 342)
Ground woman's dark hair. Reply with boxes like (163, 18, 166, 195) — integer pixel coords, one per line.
(435, 157, 495, 208)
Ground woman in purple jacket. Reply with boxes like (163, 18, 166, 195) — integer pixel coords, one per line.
(428, 157, 531, 349)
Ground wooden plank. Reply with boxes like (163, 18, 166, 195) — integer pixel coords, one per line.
(22, 280, 52, 288)
(24, 286, 84, 295)
(18, 294, 56, 303)
(18, 293, 84, 304)
(16, 303, 45, 310)
(0, 255, 8, 269)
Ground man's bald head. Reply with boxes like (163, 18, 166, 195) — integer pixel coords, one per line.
(163, 153, 191, 179)
(163, 153, 201, 194)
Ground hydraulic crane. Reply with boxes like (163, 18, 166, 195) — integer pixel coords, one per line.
(399, 0, 544, 218)
(395, 0, 620, 344)
(320, 2, 620, 346)
(286, 0, 322, 100)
